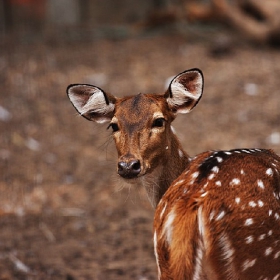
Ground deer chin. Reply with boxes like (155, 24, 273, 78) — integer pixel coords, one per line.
(119, 170, 148, 184)
(119, 176, 141, 185)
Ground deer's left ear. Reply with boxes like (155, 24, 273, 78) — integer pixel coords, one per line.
(165, 68, 204, 114)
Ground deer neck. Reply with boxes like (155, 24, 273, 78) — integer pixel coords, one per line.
(141, 130, 191, 208)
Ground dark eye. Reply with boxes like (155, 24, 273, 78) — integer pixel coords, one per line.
(107, 123, 119, 132)
(152, 118, 165, 128)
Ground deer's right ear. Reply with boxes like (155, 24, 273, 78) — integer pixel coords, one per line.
(165, 68, 204, 114)
(67, 84, 116, 123)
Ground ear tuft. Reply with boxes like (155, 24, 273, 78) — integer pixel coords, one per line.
(67, 84, 116, 123)
(165, 68, 204, 114)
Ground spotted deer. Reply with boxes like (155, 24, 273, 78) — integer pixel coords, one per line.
(67, 69, 280, 280)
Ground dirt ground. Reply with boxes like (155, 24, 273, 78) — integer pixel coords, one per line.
(0, 32, 280, 279)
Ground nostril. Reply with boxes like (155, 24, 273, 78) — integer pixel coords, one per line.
(130, 160, 141, 173)
(118, 162, 127, 174)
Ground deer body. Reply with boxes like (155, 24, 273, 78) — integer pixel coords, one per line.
(67, 69, 280, 279)
(154, 149, 280, 279)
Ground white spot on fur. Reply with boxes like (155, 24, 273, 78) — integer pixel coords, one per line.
(174, 179, 185, 186)
(274, 251, 280, 259)
(203, 182, 209, 189)
(192, 172, 199, 179)
(230, 178, 240, 185)
(268, 230, 273, 236)
(265, 247, 273, 256)
(249, 201, 257, 207)
(178, 149, 184, 158)
(208, 173, 215, 180)
(245, 218, 254, 226)
(216, 211, 226, 221)
(275, 213, 280, 220)
(200, 191, 208, 197)
(245, 236, 254, 244)
(212, 166, 219, 173)
(242, 259, 256, 271)
(235, 197, 241, 204)
(258, 234, 266, 241)
(216, 157, 223, 163)
(269, 210, 273, 216)
(266, 168, 273, 176)
(209, 210, 215, 221)
(258, 200, 264, 207)
(257, 179, 265, 189)
(225, 151, 232, 155)
(240, 169, 245, 175)
(215, 181, 222, 187)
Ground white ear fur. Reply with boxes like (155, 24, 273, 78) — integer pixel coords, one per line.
(166, 69, 203, 114)
(67, 84, 115, 123)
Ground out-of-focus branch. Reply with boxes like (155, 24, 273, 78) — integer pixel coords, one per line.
(186, 0, 280, 45)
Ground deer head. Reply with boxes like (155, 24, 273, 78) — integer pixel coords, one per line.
(67, 69, 203, 207)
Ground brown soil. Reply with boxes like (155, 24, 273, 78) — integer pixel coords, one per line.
(0, 34, 280, 279)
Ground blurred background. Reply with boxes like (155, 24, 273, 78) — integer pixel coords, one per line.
(0, 0, 280, 279)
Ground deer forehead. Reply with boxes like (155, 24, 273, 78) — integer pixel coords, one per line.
(113, 112, 164, 124)
(114, 94, 170, 127)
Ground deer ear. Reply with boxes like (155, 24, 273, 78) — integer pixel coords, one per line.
(67, 84, 116, 123)
(165, 68, 204, 114)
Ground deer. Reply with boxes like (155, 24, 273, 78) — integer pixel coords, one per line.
(67, 68, 280, 280)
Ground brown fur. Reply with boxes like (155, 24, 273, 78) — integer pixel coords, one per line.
(154, 149, 280, 279)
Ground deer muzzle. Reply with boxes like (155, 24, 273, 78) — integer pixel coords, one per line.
(118, 158, 141, 179)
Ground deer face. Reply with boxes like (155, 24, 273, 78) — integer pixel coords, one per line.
(67, 69, 204, 180)
(109, 93, 175, 179)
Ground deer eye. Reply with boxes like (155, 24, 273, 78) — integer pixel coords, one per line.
(107, 123, 119, 132)
(152, 118, 165, 128)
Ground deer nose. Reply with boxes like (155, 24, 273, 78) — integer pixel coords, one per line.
(118, 159, 141, 179)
